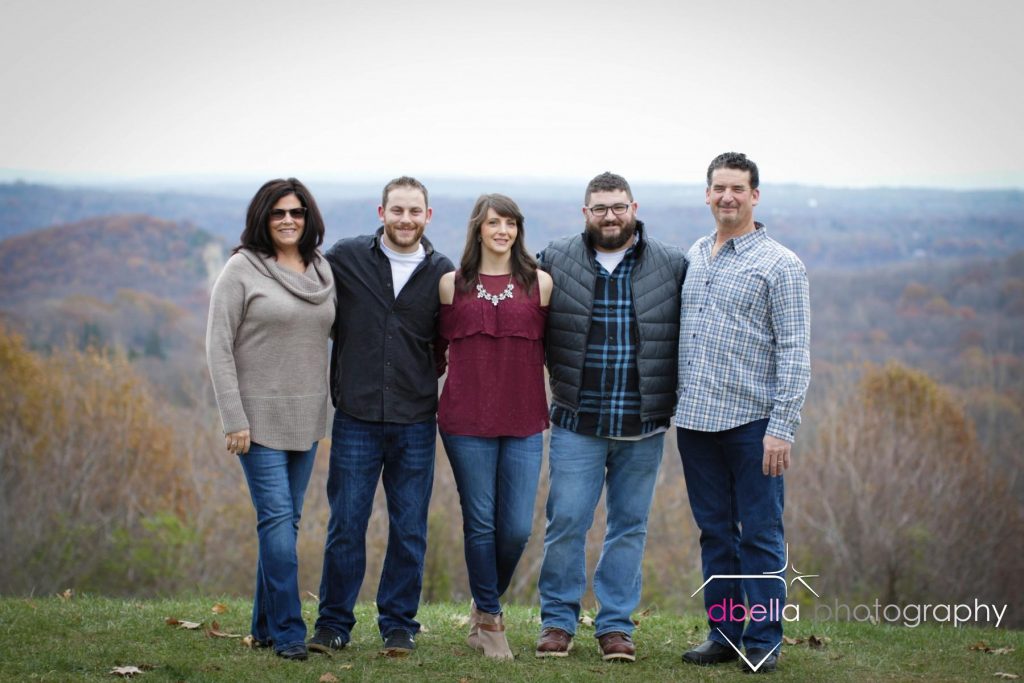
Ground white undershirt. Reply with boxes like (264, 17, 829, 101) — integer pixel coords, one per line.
(594, 244, 630, 274)
(380, 240, 426, 296)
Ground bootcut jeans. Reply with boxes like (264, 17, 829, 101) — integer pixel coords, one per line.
(315, 410, 436, 640)
(538, 426, 665, 638)
(238, 441, 318, 653)
(676, 418, 786, 651)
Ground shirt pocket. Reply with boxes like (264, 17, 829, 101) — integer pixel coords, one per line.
(711, 269, 770, 324)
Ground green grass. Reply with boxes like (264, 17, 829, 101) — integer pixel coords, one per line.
(0, 596, 1020, 682)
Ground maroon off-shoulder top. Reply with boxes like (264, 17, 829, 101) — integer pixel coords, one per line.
(438, 272, 549, 437)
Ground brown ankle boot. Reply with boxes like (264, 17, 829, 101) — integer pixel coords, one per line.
(476, 610, 514, 660)
(467, 601, 483, 651)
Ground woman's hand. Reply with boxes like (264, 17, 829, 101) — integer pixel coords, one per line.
(226, 429, 251, 455)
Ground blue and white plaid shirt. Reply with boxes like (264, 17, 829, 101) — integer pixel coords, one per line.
(673, 224, 811, 441)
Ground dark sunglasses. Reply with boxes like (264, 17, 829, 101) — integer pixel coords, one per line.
(270, 207, 307, 221)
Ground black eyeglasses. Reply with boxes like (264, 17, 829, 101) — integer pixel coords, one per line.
(270, 207, 307, 221)
(587, 203, 631, 217)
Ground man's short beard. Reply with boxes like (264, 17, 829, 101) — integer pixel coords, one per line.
(587, 217, 637, 251)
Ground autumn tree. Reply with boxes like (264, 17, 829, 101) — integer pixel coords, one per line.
(792, 362, 1022, 622)
(0, 326, 200, 593)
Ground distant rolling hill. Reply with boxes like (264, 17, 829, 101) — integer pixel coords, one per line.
(3, 181, 1024, 270)
(0, 214, 221, 312)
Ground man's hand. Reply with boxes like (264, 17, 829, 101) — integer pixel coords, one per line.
(762, 434, 791, 477)
(226, 429, 251, 455)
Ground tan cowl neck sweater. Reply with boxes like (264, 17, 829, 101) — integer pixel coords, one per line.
(206, 248, 336, 451)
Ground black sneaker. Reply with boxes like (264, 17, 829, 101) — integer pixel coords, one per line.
(276, 644, 308, 661)
(308, 628, 348, 655)
(381, 629, 416, 656)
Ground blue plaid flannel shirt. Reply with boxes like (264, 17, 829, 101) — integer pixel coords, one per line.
(550, 242, 666, 438)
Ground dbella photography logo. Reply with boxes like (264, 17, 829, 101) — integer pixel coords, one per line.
(690, 544, 815, 672)
(690, 545, 1009, 672)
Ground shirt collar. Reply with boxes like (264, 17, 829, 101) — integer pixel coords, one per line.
(707, 221, 766, 256)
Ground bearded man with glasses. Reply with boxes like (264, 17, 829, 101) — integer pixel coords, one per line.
(534, 172, 687, 662)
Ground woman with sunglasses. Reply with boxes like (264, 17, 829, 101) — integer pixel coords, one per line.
(206, 178, 335, 661)
(437, 194, 552, 659)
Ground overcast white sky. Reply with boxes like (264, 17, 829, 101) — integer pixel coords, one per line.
(2, 0, 1022, 189)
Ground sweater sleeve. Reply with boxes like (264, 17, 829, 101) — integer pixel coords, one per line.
(205, 259, 250, 435)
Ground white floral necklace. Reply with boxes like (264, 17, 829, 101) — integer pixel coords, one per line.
(476, 274, 515, 306)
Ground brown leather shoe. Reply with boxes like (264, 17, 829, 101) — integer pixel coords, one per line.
(597, 631, 636, 662)
(535, 627, 573, 657)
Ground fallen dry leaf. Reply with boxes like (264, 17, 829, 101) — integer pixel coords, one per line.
(993, 674, 1019, 680)
(165, 617, 202, 630)
(808, 635, 829, 649)
(454, 615, 470, 626)
(318, 674, 339, 683)
(783, 636, 803, 646)
(109, 666, 142, 678)
(59, 588, 74, 601)
(339, 664, 353, 670)
(419, 624, 430, 633)
(971, 642, 1016, 655)
(206, 621, 241, 639)
(579, 615, 595, 628)
(211, 603, 228, 614)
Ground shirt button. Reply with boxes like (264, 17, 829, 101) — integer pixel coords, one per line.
(698, 308, 702, 312)
(692, 334, 696, 338)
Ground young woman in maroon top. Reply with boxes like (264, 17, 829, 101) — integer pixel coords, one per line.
(438, 194, 553, 660)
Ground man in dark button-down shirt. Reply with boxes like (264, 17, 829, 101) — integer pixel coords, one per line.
(675, 153, 811, 674)
(309, 176, 454, 657)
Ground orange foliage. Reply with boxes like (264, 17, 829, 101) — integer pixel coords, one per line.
(794, 362, 1022, 617)
(0, 326, 197, 593)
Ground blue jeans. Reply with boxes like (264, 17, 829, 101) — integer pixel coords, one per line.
(538, 426, 664, 637)
(441, 431, 543, 614)
(238, 441, 318, 653)
(316, 410, 436, 639)
(677, 418, 785, 650)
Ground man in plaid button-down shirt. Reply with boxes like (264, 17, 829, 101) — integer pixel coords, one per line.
(675, 153, 810, 673)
